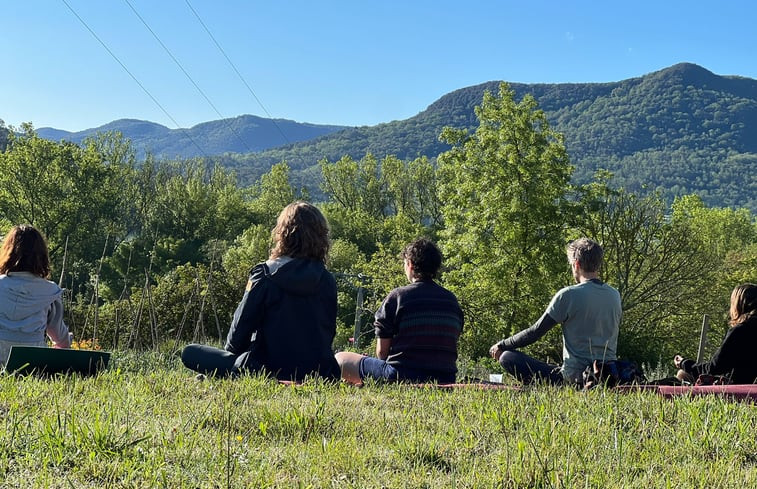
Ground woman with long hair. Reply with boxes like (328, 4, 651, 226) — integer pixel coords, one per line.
(674, 283, 757, 384)
(181, 202, 340, 381)
(0, 225, 71, 365)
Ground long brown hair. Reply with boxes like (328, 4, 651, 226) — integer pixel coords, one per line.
(0, 225, 51, 278)
(270, 202, 330, 263)
(729, 283, 757, 326)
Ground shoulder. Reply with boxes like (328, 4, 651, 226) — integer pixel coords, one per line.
(427, 280, 460, 301)
(243, 263, 272, 292)
(552, 284, 577, 299)
(248, 263, 270, 281)
(3, 272, 61, 294)
(393, 280, 460, 304)
(727, 318, 757, 338)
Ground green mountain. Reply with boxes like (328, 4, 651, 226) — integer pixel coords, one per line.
(225, 63, 757, 211)
(35, 115, 347, 159)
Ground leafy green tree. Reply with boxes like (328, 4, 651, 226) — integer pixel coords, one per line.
(573, 179, 718, 364)
(320, 154, 387, 219)
(0, 126, 136, 284)
(221, 224, 272, 286)
(0, 119, 9, 152)
(668, 195, 757, 359)
(246, 162, 303, 227)
(382, 155, 442, 227)
(437, 83, 573, 357)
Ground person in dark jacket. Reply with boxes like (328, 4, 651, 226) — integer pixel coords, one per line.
(674, 283, 757, 384)
(181, 202, 340, 381)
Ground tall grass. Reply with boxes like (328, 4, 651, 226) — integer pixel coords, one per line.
(1, 352, 755, 488)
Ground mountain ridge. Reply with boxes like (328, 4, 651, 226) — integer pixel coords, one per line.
(34, 114, 348, 158)
(221, 62, 757, 210)
(7, 62, 757, 211)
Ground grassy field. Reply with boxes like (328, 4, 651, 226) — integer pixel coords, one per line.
(1, 352, 756, 488)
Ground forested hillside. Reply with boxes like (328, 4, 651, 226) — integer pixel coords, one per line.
(16, 63, 757, 210)
(1, 84, 755, 367)
(225, 63, 757, 211)
(35, 115, 347, 159)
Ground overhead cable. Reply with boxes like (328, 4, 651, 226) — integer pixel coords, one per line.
(123, 0, 254, 153)
(184, 0, 290, 145)
(60, 0, 210, 158)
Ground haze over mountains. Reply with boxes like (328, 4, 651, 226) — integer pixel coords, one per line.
(9, 62, 757, 212)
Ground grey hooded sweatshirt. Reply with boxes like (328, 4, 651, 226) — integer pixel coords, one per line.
(0, 272, 71, 346)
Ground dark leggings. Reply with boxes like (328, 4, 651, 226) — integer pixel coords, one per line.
(498, 349, 564, 385)
(181, 344, 242, 377)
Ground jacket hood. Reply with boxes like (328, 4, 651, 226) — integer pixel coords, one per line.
(0, 272, 62, 321)
(265, 258, 329, 296)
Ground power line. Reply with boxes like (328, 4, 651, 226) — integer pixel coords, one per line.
(60, 0, 210, 158)
(123, 0, 254, 154)
(184, 0, 290, 145)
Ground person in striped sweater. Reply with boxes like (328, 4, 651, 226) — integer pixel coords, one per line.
(335, 238, 463, 384)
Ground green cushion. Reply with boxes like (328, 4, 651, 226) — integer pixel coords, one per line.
(4, 346, 110, 376)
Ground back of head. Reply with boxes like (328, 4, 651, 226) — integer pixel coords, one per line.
(402, 238, 442, 281)
(567, 238, 603, 273)
(0, 225, 51, 278)
(730, 283, 757, 326)
(270, 202, 330, 263)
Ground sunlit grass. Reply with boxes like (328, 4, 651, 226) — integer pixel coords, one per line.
(1, 351, 756, 488)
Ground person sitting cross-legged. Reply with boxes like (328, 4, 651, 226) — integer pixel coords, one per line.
(673, 283, 757, 384)
(335, 238, 463, 385)
(489, 238, 622, 386)
(181, 202, 340, 382)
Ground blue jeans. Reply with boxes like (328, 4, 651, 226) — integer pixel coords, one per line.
(498, 350, 564, 385)
(359, 356, 456, 384)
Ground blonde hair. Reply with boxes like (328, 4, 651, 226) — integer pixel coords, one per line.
(729, 283, 757, 326)
(270, 202, 330, 263)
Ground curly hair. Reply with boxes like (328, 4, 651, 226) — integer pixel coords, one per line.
(270, 202, 330, 263)
(401, 238, 442, 281)
(729, 283, 757, 326)
(0, 225, 51, 278)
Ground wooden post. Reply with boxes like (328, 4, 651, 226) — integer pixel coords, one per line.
(353, 284, 364, 347)
(696, 314, 709, 363)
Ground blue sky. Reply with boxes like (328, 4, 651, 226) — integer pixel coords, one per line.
(2, 1, 756, 131)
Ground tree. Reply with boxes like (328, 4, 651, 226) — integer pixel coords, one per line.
(669, 195, 757, 359)
(573, 178, 719, 364)
(320, 153, 439, 259)
(437, 83, 573, 357)
(246, 161, 303, 227)
(320, 154, 387, 219)
(0, 126, 136, 283)
(0, 119, 9, 152)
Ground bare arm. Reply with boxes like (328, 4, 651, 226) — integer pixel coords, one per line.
(376, 338, 392, 360)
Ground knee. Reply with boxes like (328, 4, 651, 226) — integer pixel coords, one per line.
(180, 344, 201, 368)
(498, 350, 521, 369)
(676, 369, 694, 383)
(334, 351, 364, 385)
(334, 351, 349, 367)
(335, 351, 361, 372)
